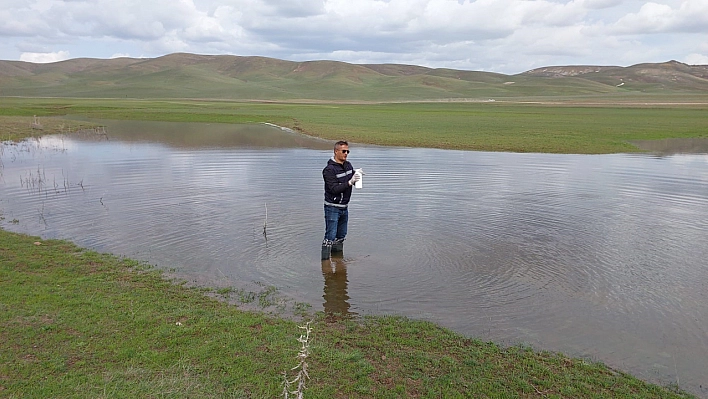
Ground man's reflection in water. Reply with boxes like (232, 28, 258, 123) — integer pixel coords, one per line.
(321, 256, 356, 318)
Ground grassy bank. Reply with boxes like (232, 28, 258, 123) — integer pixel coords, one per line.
(0, 115, 98, 143)
(2, 97, 707, 153)
(0, 229, 695, 398)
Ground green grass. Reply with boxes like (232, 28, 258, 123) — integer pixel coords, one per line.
(1, 96, 707, 153)
(0, 229, 695, 398)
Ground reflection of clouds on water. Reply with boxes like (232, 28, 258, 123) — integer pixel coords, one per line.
(665, 154, 708, 176)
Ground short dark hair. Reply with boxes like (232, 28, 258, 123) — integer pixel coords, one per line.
(334, 140, 348, 150)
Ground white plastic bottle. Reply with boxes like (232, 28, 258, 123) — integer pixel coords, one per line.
(354, 168, 363, 189)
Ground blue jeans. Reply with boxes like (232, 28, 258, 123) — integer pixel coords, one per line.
(324, 205, 348, 243)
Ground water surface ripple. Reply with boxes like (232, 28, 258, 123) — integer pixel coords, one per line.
(1, 121, 707, 397)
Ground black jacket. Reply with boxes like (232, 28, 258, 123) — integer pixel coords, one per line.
(323, 158, 354, 207)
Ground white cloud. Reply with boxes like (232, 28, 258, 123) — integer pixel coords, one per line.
(684, 53, 708, 65)
(184, 15, 227, 43)
(19, 50, 70, 63)
(1, 0, 707, 73)
(610, 0, 708, 34)
(580, 0, 624, 10)
(611, 2, 675, 34)
(674, 0, 708, 33)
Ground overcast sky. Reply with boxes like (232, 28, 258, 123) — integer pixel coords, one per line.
(1, 0, 707, 74)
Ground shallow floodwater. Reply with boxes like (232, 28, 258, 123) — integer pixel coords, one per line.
(2, 120, 707, 397)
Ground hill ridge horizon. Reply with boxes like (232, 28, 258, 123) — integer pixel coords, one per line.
(1, 52, 707, 101)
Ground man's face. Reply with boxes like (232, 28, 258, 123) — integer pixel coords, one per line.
(334, 145, 349, 163)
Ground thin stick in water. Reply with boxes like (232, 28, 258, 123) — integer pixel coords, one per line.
(263, 203, 268, 241)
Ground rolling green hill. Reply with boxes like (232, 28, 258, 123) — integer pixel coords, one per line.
(0, 53, 706, 101)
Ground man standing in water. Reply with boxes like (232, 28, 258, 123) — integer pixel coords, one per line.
(322, 140, 361, 260)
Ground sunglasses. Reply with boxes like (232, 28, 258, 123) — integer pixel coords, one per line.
(340, 149, 350, 154)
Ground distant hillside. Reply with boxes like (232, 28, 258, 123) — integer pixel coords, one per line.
(0, 53, 706, 101)
(521, 60, 708, 92)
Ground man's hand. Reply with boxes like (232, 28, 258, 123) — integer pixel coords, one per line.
(349, 173, 361, 186)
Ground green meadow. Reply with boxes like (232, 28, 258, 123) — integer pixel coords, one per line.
(1, 96, 707, 153)
(0, 229, 695, 398)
